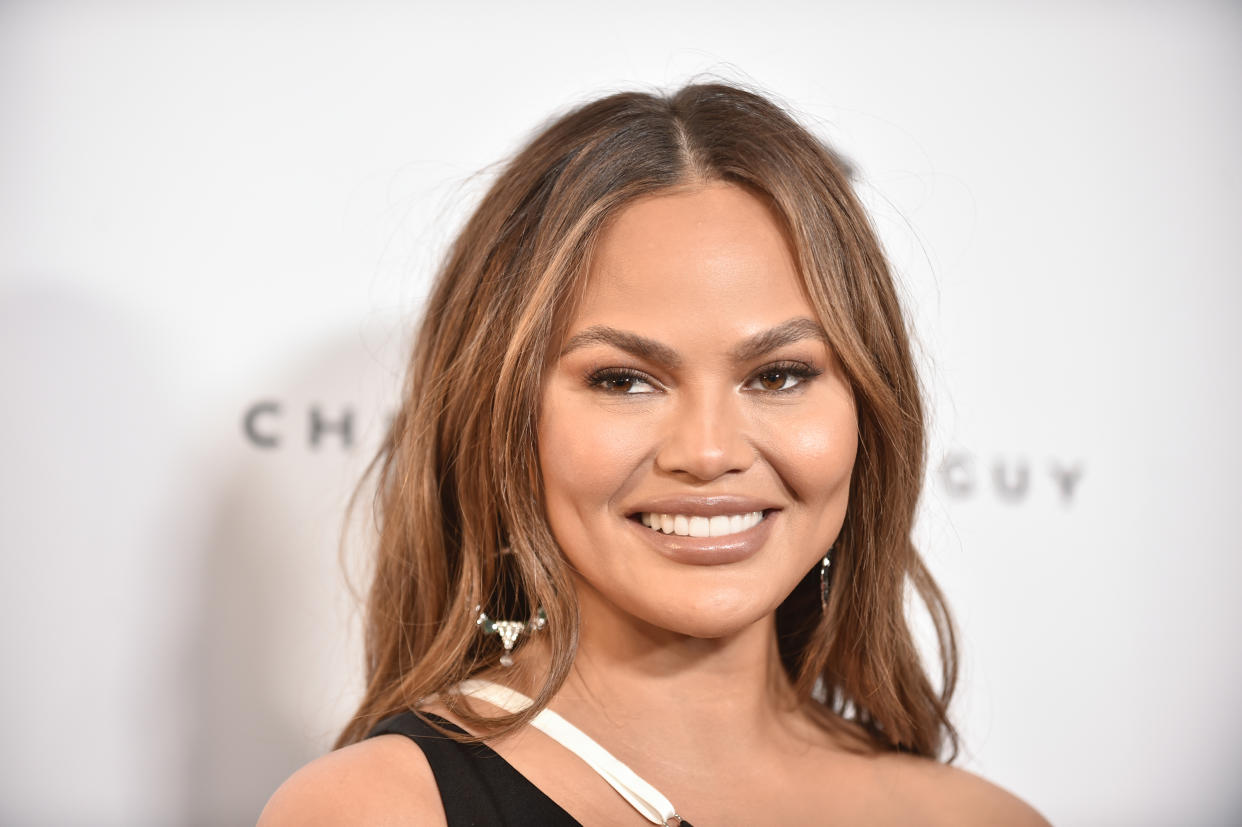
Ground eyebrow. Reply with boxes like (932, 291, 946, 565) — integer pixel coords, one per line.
(560, 326, 683, 367)
(559, 317, 830, 367)
(731, 317, 831, 362)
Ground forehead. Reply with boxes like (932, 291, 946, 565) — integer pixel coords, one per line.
(570, 182, 812, 337)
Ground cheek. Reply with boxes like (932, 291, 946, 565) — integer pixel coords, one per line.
(760, 393, 858, 505)
(537, 394, 651, 522)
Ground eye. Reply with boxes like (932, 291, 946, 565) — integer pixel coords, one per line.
(744, 362, 821, 393)
(754, 371, 797, 391)
(587, 368, 659, 395)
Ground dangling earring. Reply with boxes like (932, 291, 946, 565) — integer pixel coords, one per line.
(475, 606, 547, 667)
(820, 545, 835, 611)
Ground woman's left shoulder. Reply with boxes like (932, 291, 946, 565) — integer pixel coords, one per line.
(876, 752, 1052, 826)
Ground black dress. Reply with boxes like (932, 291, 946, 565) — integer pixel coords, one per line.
(367, 711, 694, 827)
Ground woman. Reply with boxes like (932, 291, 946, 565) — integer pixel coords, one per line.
(261, 82, 1049, 825)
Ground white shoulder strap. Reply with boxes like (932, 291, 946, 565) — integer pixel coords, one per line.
(454, 679, 682, 827)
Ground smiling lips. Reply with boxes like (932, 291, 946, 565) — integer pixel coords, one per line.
(638, 511, 765, 538)
(625, 497, 778, 565)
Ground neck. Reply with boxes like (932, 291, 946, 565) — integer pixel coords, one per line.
(529, 575, 809, 763)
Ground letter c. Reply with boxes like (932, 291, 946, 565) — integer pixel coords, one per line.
(243, 401, 281, 448)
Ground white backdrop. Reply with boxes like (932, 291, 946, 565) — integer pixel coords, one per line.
(2, 2, 1240, 825)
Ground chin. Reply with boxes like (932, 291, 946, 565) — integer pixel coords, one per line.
(633, 586, 777, 640)
(659, 616, 759, 641)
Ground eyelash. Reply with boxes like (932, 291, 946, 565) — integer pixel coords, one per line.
(585, 361, 823, 396)
(748, 361, 823, 393)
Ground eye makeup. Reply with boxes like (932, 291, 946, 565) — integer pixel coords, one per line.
(583, 359, 823, 396)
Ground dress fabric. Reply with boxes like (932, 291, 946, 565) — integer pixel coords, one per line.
(367, 710, 695, 827)
(368, 711, 582, 826)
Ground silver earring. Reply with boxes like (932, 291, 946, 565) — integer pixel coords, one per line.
(820, 546, 835, 611)
(475, 606, 547, 667)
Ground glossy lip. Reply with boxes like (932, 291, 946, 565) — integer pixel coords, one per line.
(624, 494, 782, 518)
(622, 495, 782, 566)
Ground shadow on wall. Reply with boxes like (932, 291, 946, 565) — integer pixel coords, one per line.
(0, 279, 407, 824)
(0, 283, 197, 825)
(184, 320, 405, 825)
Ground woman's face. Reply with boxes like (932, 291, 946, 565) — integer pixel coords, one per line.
(538, 182, 857, 640)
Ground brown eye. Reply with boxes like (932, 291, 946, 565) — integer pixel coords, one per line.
(588, 369, 658, 394)
(745, 363, 819, 393)
(757, 371, 790, 391)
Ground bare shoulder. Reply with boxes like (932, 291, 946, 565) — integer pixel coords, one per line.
(877, 753, 1051, 827)
(257, 734, 445, 827)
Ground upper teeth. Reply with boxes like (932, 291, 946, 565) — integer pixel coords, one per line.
(638, 511, 765, 538)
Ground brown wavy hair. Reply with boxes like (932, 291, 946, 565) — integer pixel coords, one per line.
(335, 81, 959, 760)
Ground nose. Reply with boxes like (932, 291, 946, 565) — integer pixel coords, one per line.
(654, 386, 754, 482)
